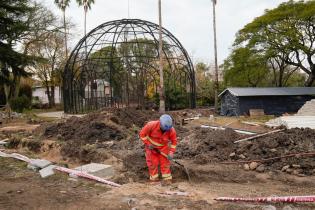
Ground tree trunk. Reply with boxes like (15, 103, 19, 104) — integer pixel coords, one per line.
(51, 86, 55, 106)
(46, 84, 52, 108)
(278, 69, 283, 87)
(13, 75, 21, 98)
(305, 75, 315, 87)
(4, 84, 10, 106)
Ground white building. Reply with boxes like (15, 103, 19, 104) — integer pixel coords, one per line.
(32, 86, 61, 104)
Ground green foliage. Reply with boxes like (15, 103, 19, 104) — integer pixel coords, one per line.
(89, 46, 124, 97)
(165, 81, 188, 110)
(54, 0, 70, 10)
(10, 95, 31, 113)
(234, 0, 315, 86)
(195, 62, 215, 106)
(285, 72, 306, 87)
(76, 0, 95, 10)
(0, 84, 32, 106)
(223, 47, 269, 87)
(0, 0, 34, 105)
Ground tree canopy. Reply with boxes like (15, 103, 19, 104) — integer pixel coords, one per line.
(234, 0, 315, 86)
(0, 0, 34, 106)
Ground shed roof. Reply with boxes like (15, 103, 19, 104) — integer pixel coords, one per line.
(219, 87, 315, 97)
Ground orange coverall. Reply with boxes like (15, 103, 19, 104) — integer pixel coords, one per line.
(139, 120, 177, 181)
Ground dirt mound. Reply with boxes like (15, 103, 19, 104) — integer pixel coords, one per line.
(176, 127, 241, 163)
(44, 114, 124, 143)
(175, 127, 315, 176)
(42, 113, 126, 162)
(235, 128, 315, 175)
(110, 108, 160, 128)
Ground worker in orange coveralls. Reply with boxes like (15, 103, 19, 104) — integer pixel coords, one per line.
(139, 114, 177, 184)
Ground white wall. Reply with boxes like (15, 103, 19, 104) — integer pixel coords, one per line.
(33, 86, 61, 104)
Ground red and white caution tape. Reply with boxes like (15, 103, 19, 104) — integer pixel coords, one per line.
(215, 196, 315, 203)
(0, 151, 121, 187)
(0, 151, 31, 163)
(55, 166, 121, 188)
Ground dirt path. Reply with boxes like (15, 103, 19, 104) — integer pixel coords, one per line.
(1, 158, 315, 210)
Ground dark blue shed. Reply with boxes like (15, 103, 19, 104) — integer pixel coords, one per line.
(219, 87, 315, 116)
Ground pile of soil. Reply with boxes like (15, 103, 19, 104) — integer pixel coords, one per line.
(42, 113, 125, 162)
(235, 128, 315, 175)
(109, 108, 160, 128)
(44, 114, 124, 143)
(176, 127, 241, 163)
(176, 127, 315, 176)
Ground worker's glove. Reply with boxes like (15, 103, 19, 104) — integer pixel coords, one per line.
(167, 152, 174, 161)
(147, 144, 155, 150)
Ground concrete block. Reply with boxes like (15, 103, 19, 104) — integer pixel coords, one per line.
(39, 165, 56, 178)
(30, 159, 52, 169)
(27, 164, 39, 171)
(74, 163, 114, 178)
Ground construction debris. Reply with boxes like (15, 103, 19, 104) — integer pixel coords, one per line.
(296, 99, 315, 116)
(234, 129, 285, 143)
(0, 150, 121, 186)
(222, 152, 315, 164)
(55, 166, 121, 187)
(200, 125, 256, 135)
(266, 116, 315, 129)
(29, 159, 52, 169)
(39, 165, 57, 178)
(74, 163, 114, 179)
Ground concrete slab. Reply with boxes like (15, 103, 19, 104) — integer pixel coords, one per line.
(74, 163, 114, 178)
(39, 165, 57, 178)
(27, 164, 39, 171)
(30, 159, 52, 169)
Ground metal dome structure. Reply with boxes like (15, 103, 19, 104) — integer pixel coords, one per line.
(63, 19, 196, 113)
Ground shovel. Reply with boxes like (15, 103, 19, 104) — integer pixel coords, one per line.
(154, 148, 191, 182)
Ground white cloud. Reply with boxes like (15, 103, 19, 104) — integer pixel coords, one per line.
(40, 0, 289, 64)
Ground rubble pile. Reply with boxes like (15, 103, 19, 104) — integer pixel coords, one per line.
(235, 128, 315, 175)
(176, 127, 315, 176)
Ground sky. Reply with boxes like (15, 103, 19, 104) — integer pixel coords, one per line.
(40, 0, 289, 65)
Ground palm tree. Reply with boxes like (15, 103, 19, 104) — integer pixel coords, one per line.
(158, 0, 165, 113)
(54, 0, 70, 58)
(76, 0, 95, 38)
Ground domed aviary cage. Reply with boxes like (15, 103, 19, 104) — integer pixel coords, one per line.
(63, 19, 196, 113)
